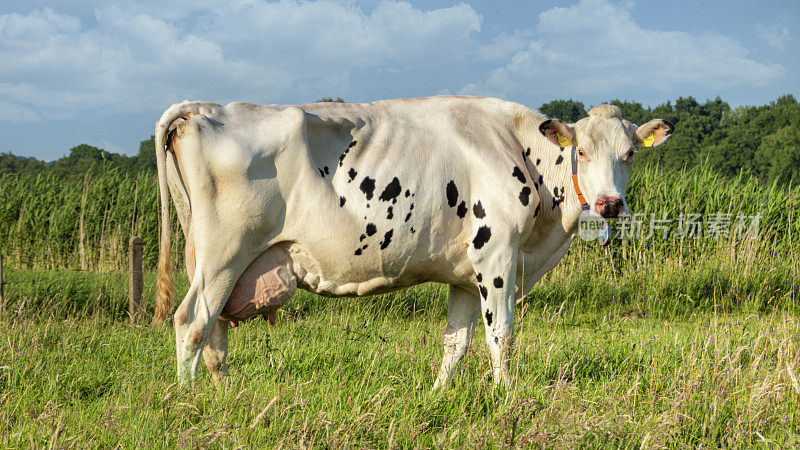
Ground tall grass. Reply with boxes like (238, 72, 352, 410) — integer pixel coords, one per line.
(0, 169, 181, 271)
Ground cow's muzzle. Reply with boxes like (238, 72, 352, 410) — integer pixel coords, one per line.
(595, 196, 623, 219)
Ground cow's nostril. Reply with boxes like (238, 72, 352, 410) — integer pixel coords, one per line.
(595, 197, 622, 219)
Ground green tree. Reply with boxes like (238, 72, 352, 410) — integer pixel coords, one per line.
(49, 144, 136, 177)
(135, 136, 156, 172)
(0, 152, 48, 174)
(757, 125, 800, 186)
(538, 99, 587, 123)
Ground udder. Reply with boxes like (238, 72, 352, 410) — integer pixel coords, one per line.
(185, 235, 297, 323)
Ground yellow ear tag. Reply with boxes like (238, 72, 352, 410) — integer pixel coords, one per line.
(556, 133, 571, 147)
(642, 134, 655, 148)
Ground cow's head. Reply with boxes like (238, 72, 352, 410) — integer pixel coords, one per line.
(539, 104, 673, 219)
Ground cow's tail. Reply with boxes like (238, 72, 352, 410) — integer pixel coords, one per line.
(152, 101, 204, 325)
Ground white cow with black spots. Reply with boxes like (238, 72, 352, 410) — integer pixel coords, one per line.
(152, 96, 673, 387)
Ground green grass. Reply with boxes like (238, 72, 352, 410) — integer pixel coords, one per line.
(1, 288, 799, 447)
(1, 245, 799, 447)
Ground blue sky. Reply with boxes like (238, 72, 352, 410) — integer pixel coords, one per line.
(1, 0, 797, 160)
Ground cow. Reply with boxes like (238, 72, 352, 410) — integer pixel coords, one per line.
(152, 96, 673, 388)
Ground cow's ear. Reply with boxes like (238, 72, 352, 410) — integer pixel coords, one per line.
(539, 119, 576, 148)
(636, 119, 674, 148)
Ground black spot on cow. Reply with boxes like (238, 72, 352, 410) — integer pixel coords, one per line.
(456, 201, 467, 218)
(339, 196, 346, 207)
(476, 273, 483, 282)
(348, 167, 357, 182)
(410, 227, 416, 233)
(404, 212, 412, 222)
(552, 186, 566, 209)
(523, 147, 531, 158)
(534, 203, 541, 217)
(386, 206, 394, 220)
(555, 155, 564, 165)
(446, 180, 459, 207)
(512, 166, 526, 184)
(538, 175, 543, 186)
(354, 248, 362, 255)
(318, 168, 325, 177)
(410, 203, 414, 211)
(472, 201, 486, 219)
(379, 177, 402, 203)
(404, 189, 410, 198)
(324, 166, 329, 175)
(535, 158, 541, 165)
(485, 310, 493, 326)
(366, 223, 377, 236)
(519, 186, 531, 206)
(472, 226, 492, 249)
(339, 142, 356, 167)
(360, 177, 376, 200)
(493, 277, 504, 288)
(380, 229, 393, 250)
(479, 285, 488, 300)
(366, 203, 370, 208)
(494, 336, 499, 344)
(359, 234, 366, 242)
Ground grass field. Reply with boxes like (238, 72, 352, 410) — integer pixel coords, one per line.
(2, 235, 799, 447)
(1, 162, 799, 446)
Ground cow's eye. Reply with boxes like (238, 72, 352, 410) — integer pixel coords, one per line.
(577, 147, 586, 157)
(625, 149, 635, 161)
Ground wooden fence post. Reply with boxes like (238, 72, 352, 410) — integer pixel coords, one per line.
(0, 255, 4, 314)
(128, 237, 143, 324)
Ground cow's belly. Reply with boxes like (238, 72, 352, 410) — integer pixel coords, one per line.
(284, 238, 470, 297)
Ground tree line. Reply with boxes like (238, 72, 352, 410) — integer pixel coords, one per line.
(2, 94, 798, 185)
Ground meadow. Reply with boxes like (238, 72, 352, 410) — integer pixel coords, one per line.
(0, 163, 798, 447)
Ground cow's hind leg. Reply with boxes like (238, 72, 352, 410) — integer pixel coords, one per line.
(433, 285, 480, 389)
(173, 261, 242, 384)
(202, 318, 229, 388)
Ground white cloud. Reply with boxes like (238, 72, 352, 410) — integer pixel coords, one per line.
(756, 22, 790, 50)
(0, 1, 481, 123)
(462, 0, 784, 103)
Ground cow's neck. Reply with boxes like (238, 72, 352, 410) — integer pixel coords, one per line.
(513, 115, 584, 249)
(532, 148, 582, 232)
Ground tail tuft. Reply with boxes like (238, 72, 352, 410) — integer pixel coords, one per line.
(153, 244, 173, 325)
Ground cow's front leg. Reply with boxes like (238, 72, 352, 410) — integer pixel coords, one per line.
(202, 318, 229, 388)
(433, 284, 480, 389)
(471, 246, 518, 387)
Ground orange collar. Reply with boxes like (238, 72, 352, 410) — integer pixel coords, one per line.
(570, 146, 590, 211)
